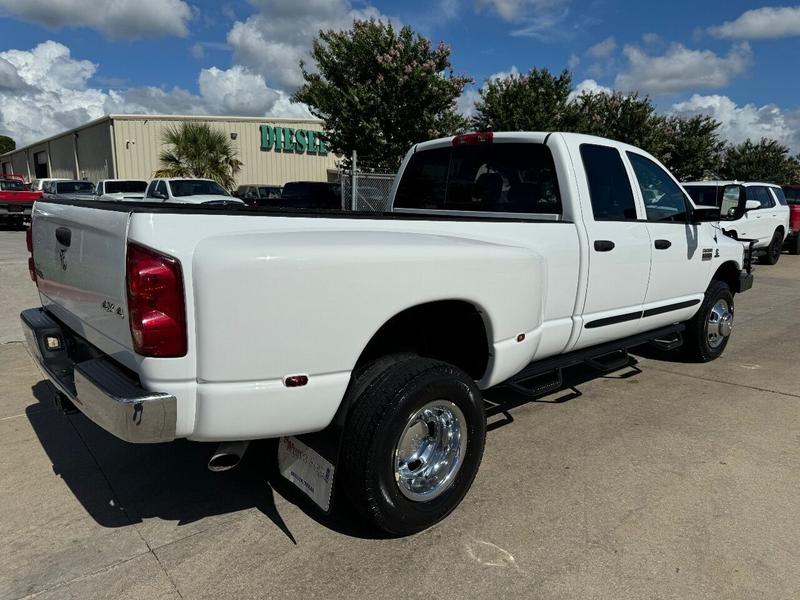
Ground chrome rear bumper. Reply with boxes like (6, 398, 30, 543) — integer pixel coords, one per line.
(20, 308, 176, 443)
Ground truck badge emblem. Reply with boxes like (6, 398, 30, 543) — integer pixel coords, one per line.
(58, 248, 67, 271)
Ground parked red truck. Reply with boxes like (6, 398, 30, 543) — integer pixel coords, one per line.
(0, 177, 41, 227)
(783, 185, 800, 254)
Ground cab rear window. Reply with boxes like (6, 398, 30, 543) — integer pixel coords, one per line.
(394, 142, 561, 215)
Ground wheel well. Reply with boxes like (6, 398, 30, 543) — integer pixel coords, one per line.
(355, 300, 490, 380)
(712, 261, 741, 291)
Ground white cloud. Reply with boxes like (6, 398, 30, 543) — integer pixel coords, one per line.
(586, 36, 616, 59)
(568, 78, 612, 102)
(0, 0, 193, 40)
(475, 0, 567, 20)
(567, 53, 580, 69)
(227, 0, 390, 90)
(709, 6, 800, 40)
(671, 94, 800, 153)
(475, 0, 571, 39)
(0, 42, 309, 147)
(614, 42, 752, 96)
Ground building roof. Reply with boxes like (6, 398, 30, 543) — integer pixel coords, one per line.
(1, 113, 324, 158)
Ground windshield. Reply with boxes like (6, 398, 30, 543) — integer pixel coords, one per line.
(56, 181, 94, 194)
(169, 179, 229, 197)
(105, 180, 147, 194)
(0, 180, 24, 191)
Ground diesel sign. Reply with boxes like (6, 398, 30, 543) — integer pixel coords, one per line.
(260, 125, 330, 156)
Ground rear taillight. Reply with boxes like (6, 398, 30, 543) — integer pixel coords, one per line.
(126, 242, 187, 357)
(453, 131, 493, 146)
(26, 227, 36, 283)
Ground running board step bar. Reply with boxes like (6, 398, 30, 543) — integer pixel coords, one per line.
(503, 323, 685, 394)
(650, 332, 684, 351)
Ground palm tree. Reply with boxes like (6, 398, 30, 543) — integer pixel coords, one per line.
(155, 122, 243, 189)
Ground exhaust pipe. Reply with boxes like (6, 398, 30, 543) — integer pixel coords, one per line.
(208, 440, 251, 472)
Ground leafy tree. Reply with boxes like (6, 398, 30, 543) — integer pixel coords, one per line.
(652, 115, 724, 181)
(719, 138, 800, 184)
(154, 122, 242, 189)
(0, 135, 15, 155)
(473, 68, 574, 131)
(292, 19, 471, 169)
(571, 91, 662, 151)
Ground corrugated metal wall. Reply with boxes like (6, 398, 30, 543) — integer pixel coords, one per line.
(75, 121, 113, 182)
(48, 136, 76, 178)
(112, 116, 338, 186)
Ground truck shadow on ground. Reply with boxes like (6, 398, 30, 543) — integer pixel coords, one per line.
(26, 357, 645, 541)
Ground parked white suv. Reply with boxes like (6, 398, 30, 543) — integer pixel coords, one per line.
(144, 178, 245, 206)
(683, 181, 790, 264)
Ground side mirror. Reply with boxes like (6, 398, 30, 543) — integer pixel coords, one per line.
(745, 200, 761, 211)
(153, 190, 167, 200)
(691, 206, 722, 223)
(718, 184, 746, 221)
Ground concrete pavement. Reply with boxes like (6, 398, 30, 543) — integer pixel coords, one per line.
(1, 231, 799, 599)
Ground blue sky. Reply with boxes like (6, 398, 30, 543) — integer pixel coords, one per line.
(0, 0, 798, 150)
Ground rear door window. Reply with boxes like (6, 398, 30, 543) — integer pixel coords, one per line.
(394, 142, 562, 215)
(753, 186, 774, 209)
(580, 144, 637, 220)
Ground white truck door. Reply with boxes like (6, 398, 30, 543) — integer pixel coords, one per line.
(625, 151, 710, 325)
(568, 142, 652, 349)
(754, 185, 780, 242)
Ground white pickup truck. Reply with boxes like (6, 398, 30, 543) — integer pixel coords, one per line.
(22, 132, 752, 535)
(95, 179, 148, 202)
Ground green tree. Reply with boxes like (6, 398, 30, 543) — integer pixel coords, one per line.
(719, 138, 800, 184)
(154, 122, 242, 189)
(571, 91, 661, 151)
(652, 115, 724, 181)
(0, 135, 15, 155)
(292, 19, 471, 169)
(473, 68, 574, 131)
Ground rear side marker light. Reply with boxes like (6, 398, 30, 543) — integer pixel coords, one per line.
(126, 242, 187, 358)
(453, 131, 493, 146)
(284, 375, 309, 388)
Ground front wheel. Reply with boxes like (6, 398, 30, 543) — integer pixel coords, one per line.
(340, 355, 486, 536)
(683, 280, 734, 362)
(761, 229, 784, 265)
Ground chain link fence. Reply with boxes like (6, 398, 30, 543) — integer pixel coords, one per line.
(337, 152, 397, 212)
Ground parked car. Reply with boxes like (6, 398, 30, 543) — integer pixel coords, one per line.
(683, 181, 790, 264)
(782, 185, 800, 254)
(95, 179, 148, 201)
(280, 181, 341, 209)
(0, 178, 41, 226)
(234, 184, 283, 207)
(144, 178, 245, 206)
(22, 131, 752, 535)
(30, 178, 69, 192)
(43, 180, 96, 201)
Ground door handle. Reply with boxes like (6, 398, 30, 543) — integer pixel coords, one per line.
(55, 227, 71, 247)
(593, 240, 615, 252)
(654, 239, 671, 250)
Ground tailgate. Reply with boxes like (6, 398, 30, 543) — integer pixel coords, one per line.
(32, 201, 133, 350)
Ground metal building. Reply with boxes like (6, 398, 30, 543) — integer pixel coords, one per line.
(0, 114, 339, 187)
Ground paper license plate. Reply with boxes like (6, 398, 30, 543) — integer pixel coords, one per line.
(277, 436, 335, 512)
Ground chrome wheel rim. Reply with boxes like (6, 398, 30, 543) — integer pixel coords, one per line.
(706, 299, 733, 349)
(394, 400, 467, 502)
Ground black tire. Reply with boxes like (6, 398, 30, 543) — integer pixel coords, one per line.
(788, 235, 800, 256)
(761, 229, 783, 265)
(683, 280, 734, 362)
(340, 355, 486, 536)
